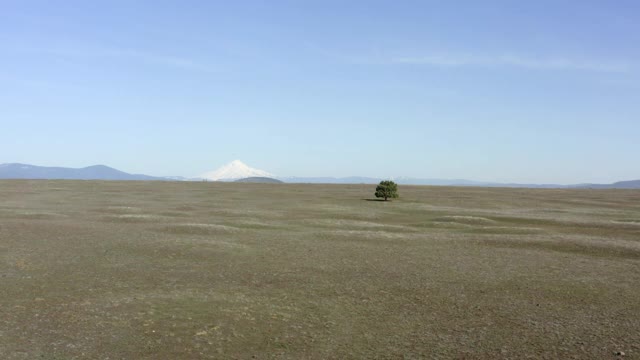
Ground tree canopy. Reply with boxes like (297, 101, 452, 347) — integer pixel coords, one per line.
(375, 180, 399, 201)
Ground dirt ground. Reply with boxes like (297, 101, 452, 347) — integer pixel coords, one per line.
(1, 180, 639, 359)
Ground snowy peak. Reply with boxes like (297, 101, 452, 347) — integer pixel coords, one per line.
(200, 160, 274, 181)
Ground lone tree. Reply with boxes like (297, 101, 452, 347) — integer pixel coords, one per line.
(375, 180, 399, 201)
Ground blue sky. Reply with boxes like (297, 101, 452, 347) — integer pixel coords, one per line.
(1, 0, 639, 183)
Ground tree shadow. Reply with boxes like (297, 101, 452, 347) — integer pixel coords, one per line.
(362, 199, 388, 202)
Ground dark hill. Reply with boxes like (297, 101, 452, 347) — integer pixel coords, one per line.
(234, 177, 283, 184)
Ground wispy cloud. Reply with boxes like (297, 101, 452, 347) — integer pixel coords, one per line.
(390, 54, 631, 72)
(335, 51, 632, 73)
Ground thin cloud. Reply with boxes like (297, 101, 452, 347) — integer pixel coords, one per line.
(389, 53, 632, 73)
(325, 48, 632, 73)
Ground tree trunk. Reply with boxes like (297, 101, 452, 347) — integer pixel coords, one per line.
(384, 196, 388, 201)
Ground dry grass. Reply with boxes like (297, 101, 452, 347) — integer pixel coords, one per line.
(1, 180, 639, 359)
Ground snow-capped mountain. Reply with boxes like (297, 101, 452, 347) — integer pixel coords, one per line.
(199, 160, 274, 181)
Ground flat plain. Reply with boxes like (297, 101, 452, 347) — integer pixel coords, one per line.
(1, 180, 639, 359)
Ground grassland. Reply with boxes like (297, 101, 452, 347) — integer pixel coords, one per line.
(1, 180, 639, 359)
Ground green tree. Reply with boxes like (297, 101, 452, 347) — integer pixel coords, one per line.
(375, 180, 399, 201)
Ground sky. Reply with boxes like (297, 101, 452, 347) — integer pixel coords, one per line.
(1, 0, 639, 184)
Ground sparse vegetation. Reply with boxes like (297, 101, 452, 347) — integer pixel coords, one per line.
(1, 180, 639, 359)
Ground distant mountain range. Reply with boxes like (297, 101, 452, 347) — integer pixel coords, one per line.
(0, 163, 164, 181)
(280, 177, 640, 189)
(1, 162, 639, 189)
(278, 176, 494, 186)
(573, 180, 640, 189)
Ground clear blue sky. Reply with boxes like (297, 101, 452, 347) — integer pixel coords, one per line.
(2, 0, 639, 183)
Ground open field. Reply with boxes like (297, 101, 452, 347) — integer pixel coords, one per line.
(1, 180, 639, 359)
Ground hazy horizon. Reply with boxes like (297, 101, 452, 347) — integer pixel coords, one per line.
(2, 160, 639, 186)
(2, 1, 639, 184)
